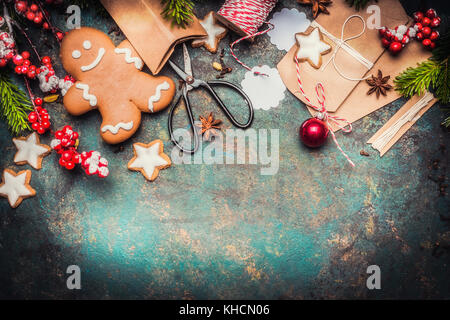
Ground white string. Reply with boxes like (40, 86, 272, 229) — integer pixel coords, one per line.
(370, 92, 434, 153)
(312, 15, 374, 81)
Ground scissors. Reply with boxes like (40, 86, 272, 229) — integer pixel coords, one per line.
(168, 43, 254, 154)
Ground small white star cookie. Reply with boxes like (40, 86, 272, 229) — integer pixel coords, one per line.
(192, 11, 227, 53)
(294, 27, 332, 69)
(13, 132, 52, 170)
(0, 169, 36, 208)
(128, 139, 171, 181)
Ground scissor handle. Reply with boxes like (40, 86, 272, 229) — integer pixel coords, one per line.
(202, 80, 254, 129)
(168, 85, 199, 154)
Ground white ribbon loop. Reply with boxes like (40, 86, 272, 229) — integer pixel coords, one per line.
(312, 15, 374, 81)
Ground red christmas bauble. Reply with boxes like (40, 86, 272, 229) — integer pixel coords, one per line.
(299, 117, 329, 148)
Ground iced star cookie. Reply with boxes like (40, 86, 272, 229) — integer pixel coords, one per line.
(192, 11, 227, 53)
(294, 27, 331, 69)
(0, 169, 36, 208)
(13, 132, 52, 170)
(60, 27, 176, 144)
(128, 139, 171, 181)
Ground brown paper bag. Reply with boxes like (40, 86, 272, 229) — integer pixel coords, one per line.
(367, 93, 437, 156)
(280, 0, 409, 112)
(101, 0, 207, 75)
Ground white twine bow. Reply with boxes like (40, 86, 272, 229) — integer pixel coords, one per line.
(312, 15, 374, 81)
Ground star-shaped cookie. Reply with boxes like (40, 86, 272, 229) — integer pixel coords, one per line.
(13, 132, 52, 170)
(128, 139, 171, 181)
(0, 169, 36, 208)
(192, 11, 227, 53)
(294, 27, 331, 69)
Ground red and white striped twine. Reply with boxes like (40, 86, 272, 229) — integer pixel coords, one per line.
(217, 0, 277, 76)
(295, 56, 355, 167)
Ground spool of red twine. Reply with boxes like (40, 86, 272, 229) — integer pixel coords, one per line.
(216, 0, 278, 76)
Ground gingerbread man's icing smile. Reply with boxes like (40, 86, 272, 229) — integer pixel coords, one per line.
(60, 27, 175, 144)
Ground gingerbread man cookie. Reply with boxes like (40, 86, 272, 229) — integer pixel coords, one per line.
(60, 27, 176, 144)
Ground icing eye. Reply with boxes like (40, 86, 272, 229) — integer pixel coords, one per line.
(72, 50, 81, 59)
(83, 41, 92, 50)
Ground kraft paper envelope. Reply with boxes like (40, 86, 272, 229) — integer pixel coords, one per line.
(367, 93, 437, 156)
(101, 0, 207, 75)
(280, 0, 409, 112)
(278, 30, 432, 132)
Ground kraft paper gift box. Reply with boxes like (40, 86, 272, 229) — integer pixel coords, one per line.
(101, 0, 207, 75)
(277, 0, 432, 131)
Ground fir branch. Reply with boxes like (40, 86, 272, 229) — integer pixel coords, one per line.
(345, 0, 377, 10)
(394, 60, 443, 99)
(0, 71, 33, 136)
(161, 0, 195, 28)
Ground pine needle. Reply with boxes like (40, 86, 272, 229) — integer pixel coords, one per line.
(0, 71, 33, 136)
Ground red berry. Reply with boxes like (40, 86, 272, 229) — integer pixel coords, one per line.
(32, 122, 40, 131)
(65, 162, 75, 170)
(15, 1, 28, 13)
(21, 65, 29, 74)
(422, 38, 432, 47)
(429, 31, 439, 41)
(41, 56, 51, 64)
(422, 27, 431, 37)
(42, 121, 51, 129)
(0, 59, 7, 68)
(33, 15, 43, 25)
(37, 126, 46, 135)
(429, 41, 436, 50)
(414, 22, 423, 32)
(430, 17, 441, 28)
(381, 38, 390, 48)
(30, 4, 39, 12)
(413, 11, 424, 22)
(13, 55, 24, 65)
(389, 42, 402, 54)
(35, 97, 43, 106)
(5, 52, 14, 60)
(416, 32, 424, 41)
(378, 28, 386, 37)
(55, 131, 64, 139)
(426, 9, 437, 19)
(28, 112, 38, 123)
(27, 71, 36, 79)
(62, 151, 72, 162)
(73, 154, 81, 164)
(26, 11, 36, 21)
(15, 66, 23, 74)
(21, 51, 30, 59)
(63, 125, 73, 133)
(42, 22, 49, 30)
(72, 132, 79, 140)
(59, 157, 66, 167)
(40, 114, 49, 122)
(22, 60, 31, 67)
(422, 17, 431, 27)
(56, 32, 64, 41)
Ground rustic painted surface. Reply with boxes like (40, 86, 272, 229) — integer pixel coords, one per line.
(0, 1, 449, 299)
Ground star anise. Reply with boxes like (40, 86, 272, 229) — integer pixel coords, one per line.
(297, 0, 332, 18)
(366, 70, 393, 98)
(195, 112, 222, 141)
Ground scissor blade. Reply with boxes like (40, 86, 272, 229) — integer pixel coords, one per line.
(182, 43, 193, 77)
(168, 60, 189, 82)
